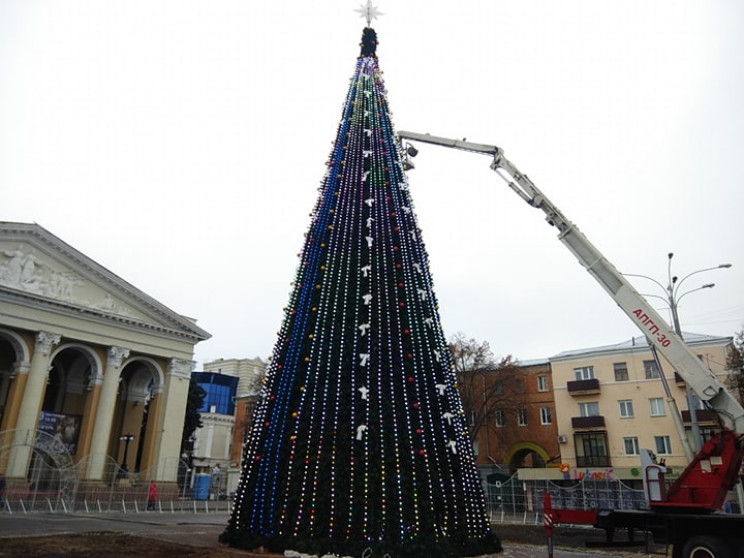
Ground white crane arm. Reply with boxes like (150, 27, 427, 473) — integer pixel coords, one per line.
(398, 130, 744, 435)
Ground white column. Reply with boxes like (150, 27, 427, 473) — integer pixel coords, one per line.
(154, 358, 194, 482)
(7, 331, 61, 478)
(86, 346, 130, 480)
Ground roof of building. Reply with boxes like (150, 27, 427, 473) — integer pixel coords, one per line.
(0, 221, 211, 342)
(515, 357, 551, 367)
(550, 332, 732, 361)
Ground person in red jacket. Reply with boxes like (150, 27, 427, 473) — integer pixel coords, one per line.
(147, 481, 157, 511)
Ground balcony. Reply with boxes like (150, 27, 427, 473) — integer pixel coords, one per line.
(567, 378, 600, 395)
(571, 415, 606, 429)
(681, 409, 718, 423)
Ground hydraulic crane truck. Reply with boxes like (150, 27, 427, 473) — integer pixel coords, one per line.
(397, 131, 744, 558)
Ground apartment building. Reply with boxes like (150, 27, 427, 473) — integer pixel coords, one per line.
(464, 359, 560, 481)
(551, 333, 734, 481)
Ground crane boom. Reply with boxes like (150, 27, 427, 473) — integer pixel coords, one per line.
(398, 130, 744, 436)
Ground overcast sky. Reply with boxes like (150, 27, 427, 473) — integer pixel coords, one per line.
(2, 1, 742, 368)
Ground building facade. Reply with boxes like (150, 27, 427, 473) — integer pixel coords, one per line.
(0, 222, 210, 495)
(551, 333, 734, 481)
(198, 357, 265, 497)
(463, 359, 560, 482)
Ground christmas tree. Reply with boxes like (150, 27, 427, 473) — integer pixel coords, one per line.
(221, 24, 501, 558)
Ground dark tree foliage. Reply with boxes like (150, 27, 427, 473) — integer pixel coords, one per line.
(181, 379, 206, 456)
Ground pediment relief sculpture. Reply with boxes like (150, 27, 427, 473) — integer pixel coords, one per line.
(0, 243, 139, 319)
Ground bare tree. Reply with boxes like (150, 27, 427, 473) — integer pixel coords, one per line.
(726, 328, 744, 405)
(449, 332, 524, 443)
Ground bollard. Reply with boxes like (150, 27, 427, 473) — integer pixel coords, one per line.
(543, 493, 554, 558)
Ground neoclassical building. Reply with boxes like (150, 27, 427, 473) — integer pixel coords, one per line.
(0, 222, 210, 493)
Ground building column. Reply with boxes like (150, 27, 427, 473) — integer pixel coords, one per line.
(153, 358, 194, 482)
(86, 346, 130, 481)
(7, 331, 61, 478)
(74, 363, 104, 462)
(139, 389, 163, 477)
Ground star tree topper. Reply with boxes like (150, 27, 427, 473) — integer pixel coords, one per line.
(356, 1, 383, 27)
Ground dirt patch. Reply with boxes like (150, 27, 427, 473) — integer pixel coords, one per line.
(0, 525, 650, 557)
(0, 532, 271, 558)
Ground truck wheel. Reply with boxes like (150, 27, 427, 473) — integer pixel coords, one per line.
(681, 536, 730, 558)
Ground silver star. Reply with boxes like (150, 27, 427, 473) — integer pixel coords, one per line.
(355, 1, 383, 27)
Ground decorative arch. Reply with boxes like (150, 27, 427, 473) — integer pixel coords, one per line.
(0, 428, 78, 501)
(114, 357, 165, 473)
(121, 357, 164, 398)
(0, 327, 31, 369)
(502, 441, 551, 470)
(50, 343, 103, 391)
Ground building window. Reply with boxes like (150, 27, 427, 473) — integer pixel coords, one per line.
(623, 437, 640, 455)
(194, 372, 239, 415)
(613, 362, 629, 382)
(537, 375, 549, 392)
(540, 407, 552, 425)
(618, 399, 634, 418)
(655, 435, 672, 455)
(469, 410, 476, 426)
(494, 380, 504, 395)
(472, 439, 480, 457)
(574, 431, 610, 467)
(579, 401, 600, 417)
(649, 397, 665, 417)
(644, 359, 660, 379)
(574, 366, 595, 381)
(515, 378, 526, 393)
(517, 408, 528, 426)
(495, 409, 505, 427)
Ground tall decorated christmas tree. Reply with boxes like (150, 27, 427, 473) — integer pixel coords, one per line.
(222, 12, 501, 558)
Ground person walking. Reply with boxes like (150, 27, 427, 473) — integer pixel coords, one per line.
(147, 481, 158, 511)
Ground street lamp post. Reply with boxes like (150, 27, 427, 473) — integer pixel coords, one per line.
(625, 253, 731, 453)
(119, 433, 134, 474)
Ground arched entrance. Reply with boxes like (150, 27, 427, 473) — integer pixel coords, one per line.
(39, 345, 102, 462)
(111, 359, 163, 475)
(503, 441, 550, 471)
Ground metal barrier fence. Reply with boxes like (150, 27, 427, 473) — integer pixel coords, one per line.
(0, 428, 231, 515)
(3, 471, 647, 520)
(485, 475, 647, 525)
(0, 495, 234, 515)
(2, 462, 740, 521)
